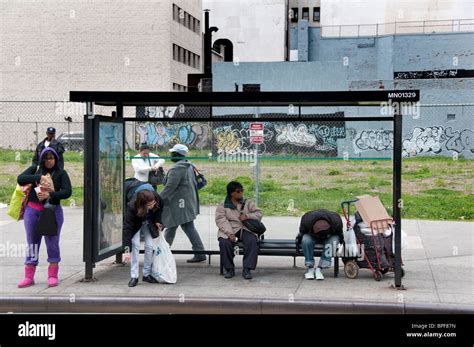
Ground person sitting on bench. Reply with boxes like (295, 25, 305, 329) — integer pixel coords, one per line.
(215, 181, 262, 280)
(297, 209, 343, 280)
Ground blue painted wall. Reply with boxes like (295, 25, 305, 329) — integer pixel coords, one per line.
(213, 30, 474, 158)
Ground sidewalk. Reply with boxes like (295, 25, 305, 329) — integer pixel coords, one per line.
(0, 207, 473, 313)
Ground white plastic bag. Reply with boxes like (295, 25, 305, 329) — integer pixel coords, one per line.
(152, 234, 177, 284)
(391, 227, 408, 253)
(343, 227, 359, 257)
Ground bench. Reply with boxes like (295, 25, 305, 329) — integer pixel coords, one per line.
(169, 236, 340, 277)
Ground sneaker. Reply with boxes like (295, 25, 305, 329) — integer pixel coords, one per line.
(305, 268, 315, 280)
(315, 267, 324, 280)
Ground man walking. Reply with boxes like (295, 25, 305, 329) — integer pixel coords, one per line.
(32, 127, 65, 169)
(160, 144, 206, 263)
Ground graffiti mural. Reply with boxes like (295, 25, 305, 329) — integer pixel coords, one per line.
(275, 124, 317, 147)
(402, 126, 447, 157)
(211, 122, 345, 156)
(351, 126, 473, 157)
(136, 120, 346, 157)
(309, 124, 346, 152)
(214, 127, 241, 152)
(445, 127, 474, 154)
(394, 69, 474, 79)
(355, 130, 394, 151)
(136, 122, 210, 149)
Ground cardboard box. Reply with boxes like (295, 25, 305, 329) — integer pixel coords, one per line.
(355, 195, 393, 233)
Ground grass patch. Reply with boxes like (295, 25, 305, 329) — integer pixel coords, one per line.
(368, 176, 391, 189)
(404, 166, 431, 179)
(1, 156, 472, 221)
(434, 178, 446, 187)
(401, 193, 473, 220)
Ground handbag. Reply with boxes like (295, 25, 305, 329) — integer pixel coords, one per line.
(36, 201, 58, 236)
(239, 200, 266, 236)
(147, 158, 165, 186)
(8, 166, 39, 221)
(148, 167, 165, 186)
(192, 165, 207, 190)
(7, 184, 31, 221)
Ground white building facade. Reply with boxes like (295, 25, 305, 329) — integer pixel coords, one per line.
(0, 0, 203, 101)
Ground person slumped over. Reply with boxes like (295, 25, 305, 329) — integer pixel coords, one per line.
(297, 209, 343, 280)
(123, 189, 163, 287)
(215, 181, 262, 280)
(17, 147, 72, 288)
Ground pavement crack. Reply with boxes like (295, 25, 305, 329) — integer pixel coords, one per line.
(417, 220, 441, 303)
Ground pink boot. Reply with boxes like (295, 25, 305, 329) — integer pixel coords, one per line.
(47, 264, 59, 287)
(18, 265, 36, 288)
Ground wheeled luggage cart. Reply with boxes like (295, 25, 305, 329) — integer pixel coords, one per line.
(340, 200, 405, 281)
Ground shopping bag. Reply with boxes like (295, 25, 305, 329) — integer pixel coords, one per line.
(7, 184, 31, 221)
(343, 227, 359, 257)
(7, 185, 23, 220)
(151, 234, 177, 284)
(391, 228, 408, 253)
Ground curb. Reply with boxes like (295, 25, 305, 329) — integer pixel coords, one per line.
(1, 295, 473, 314)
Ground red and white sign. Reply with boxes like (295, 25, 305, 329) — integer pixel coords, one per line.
(249, 122, 264, 144)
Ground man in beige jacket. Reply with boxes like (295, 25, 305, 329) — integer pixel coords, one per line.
(215, 181, 262, 279)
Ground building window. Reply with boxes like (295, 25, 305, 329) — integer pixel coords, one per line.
(173, 83, 187, 92)
(173, 44, 177, 60)
(172, 44, 200, 69)
(172, 4, 199, 35)
(290, 7, 298, 22)
(196, 20, 200, 33)
(173, 4, 179, 21)
(313, 7, 320, 21)
(302, 7, 309, 20)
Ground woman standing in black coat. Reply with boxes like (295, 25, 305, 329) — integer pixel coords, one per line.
(17, 147, 72, 288)
(123, 189, 163, 287)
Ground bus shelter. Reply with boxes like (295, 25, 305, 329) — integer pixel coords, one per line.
(69, 90, 420, 289)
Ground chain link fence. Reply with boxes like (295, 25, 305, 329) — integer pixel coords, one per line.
(0, 101, 472, 220)
(1, 102, 472, 158)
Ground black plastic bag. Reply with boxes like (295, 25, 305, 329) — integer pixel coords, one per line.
(36, 202, 58, 236)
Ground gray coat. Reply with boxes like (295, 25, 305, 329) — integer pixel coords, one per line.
(159, 160, 199, 228)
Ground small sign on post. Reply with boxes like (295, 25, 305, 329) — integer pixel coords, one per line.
(250, 122, 264, 144)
